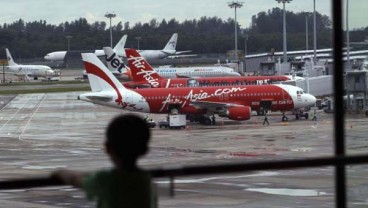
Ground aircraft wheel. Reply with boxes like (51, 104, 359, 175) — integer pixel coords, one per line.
(204, 118, 211, 125)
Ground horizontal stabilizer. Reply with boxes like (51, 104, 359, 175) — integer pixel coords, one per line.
(85, 95, 113, 102)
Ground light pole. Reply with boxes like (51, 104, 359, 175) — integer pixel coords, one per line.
(313, 0, 317, 64)
(105, 12, 116, 48)
(346, 0, 351, 70)
(243, 32, 248, 72)
(305, 16, 309, 52)
(276, 0, 292, 63)
(135, 37, 141, 50)
(65, 35, 72, 51)
(228, 1, 243, 62)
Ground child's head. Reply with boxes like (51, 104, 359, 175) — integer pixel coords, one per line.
(105, 114, 151, 163)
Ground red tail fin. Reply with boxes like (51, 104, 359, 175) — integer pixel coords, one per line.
(125, 48, 163, 87)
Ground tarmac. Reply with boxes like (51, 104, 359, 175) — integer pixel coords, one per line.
(0, 72, 367, 207)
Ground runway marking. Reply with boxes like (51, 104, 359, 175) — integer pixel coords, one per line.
(0, 95, 34, 132)
(18, 94, 47, 141)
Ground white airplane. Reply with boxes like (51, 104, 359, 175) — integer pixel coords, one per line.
(43, 35, 127, 61)
(294, 50, 368, 63)
(5, 48, 56, 80)
(246, 48, 368, 64)
(103, 46, 240, 80)
(115, 33, 195, 60)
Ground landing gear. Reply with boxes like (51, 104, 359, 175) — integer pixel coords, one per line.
(282, 112, 288, 122)
(186, 114, 212, 125)
(201, 116, 212, 125)
(295, 110, 309, 120)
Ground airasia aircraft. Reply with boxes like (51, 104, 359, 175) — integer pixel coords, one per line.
(79, 53, 316, 124)
(119, 48, 304, 88)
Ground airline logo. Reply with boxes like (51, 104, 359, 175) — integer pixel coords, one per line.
(159, 87, 246, 112)
(156, 69, 176, 73)
(127, 55, 160, 87)
(168, 40, 176, 48)
(194, 68, 213, 72)
(105, 52, 125, 73)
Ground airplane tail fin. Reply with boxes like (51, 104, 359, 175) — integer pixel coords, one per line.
(163, 33, 178, 51)
(104, 47, 127, 73)
(81, 53, 126, 92)
(125, 48, 164, 86)
(113, 34, 127, 57)
(5, 48, 17, 66)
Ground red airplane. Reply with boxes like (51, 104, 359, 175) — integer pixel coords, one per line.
(104, 47, 304, 89)
(79, 53, 316, 124)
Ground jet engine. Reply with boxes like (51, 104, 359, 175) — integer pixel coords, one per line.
(219, 106, 251, 121)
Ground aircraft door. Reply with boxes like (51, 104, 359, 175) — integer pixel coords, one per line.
(258, 100, 272, 115)
(218, 93, 229, 101)
(260, 100, 272, 111)
(282, 87, 287, 100)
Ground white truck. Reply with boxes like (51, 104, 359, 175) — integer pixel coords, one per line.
(159, 114, 186, 129)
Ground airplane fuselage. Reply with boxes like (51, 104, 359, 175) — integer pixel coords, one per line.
(79, 84, 315, 116)
(6, 65, 54, 77)
(138, 50, 175, 60)
(154, 67, 240, 78)
(123, 75, 298, 89)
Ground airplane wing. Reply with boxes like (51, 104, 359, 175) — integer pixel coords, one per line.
(175, 73, 201, 78)
(84, 95, 113, 102)
(175, 50, 192, 54)
(167, 54, 198, 59)
(175, 73, 191, 78)
(124, 83, 152, 89)
(190, 100, 244, 112)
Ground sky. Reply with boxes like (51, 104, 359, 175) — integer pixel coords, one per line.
(0, 0, 367, 30)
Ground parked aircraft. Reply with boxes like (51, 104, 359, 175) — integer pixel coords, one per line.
(246, 48, 368, 63)
(104, 47, 240, 81)
(114, 47, 304, 88)
(115, 33, 195, 60)
(79, 53, 316, 124)
(5, 48, 56, 80)
(44, 35, 127, 61)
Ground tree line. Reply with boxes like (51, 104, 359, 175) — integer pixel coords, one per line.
(0, 7, 367, 59)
